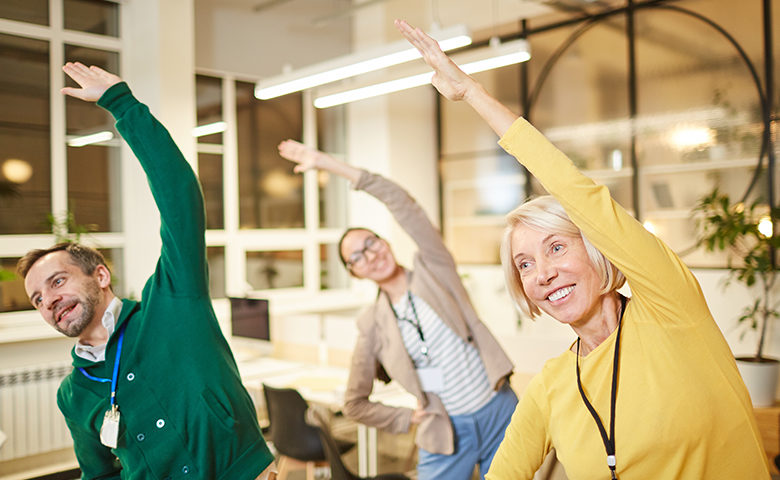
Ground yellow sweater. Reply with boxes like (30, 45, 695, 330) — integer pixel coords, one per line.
(486, 118, 770, 479)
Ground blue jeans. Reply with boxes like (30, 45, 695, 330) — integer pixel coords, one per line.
(417, 384, 518, 480)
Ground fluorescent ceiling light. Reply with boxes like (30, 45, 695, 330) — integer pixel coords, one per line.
(314, 38, 531, 109)
(67, 131, 114, 147)
(255, 24, 471, 100)
(314, 73, 433, 108)
(193, 121, 227, 137)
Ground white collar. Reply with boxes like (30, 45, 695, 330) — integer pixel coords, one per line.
(74, 297, 123, 362)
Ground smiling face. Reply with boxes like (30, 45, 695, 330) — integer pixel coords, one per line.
(24, 250, 109, 338)
(510, 225, 606, 327)
(340, 229, 400, 283)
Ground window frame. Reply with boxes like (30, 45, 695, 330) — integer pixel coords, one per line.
(195, 72, 350, 300)
(0, 0, 124, 337)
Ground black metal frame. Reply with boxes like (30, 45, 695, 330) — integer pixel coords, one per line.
(437, 0, 776, 251)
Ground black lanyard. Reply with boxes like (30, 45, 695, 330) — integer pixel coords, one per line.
(388, 291, 429, 358)
(575, 295, 626, 480)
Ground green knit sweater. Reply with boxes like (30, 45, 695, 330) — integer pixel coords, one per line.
(57, 82, 274, 480)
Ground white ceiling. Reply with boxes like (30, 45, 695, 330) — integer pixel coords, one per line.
(204, 0, 558, 39)
(195, 0, 565, 79)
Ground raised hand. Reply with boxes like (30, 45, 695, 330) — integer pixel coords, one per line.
(394, 19, 476, 102)
(278, 139, 362, 183)
(396, 19, 518, 136)
(277, 139, 328, 173)
(61, 62, 122, 102)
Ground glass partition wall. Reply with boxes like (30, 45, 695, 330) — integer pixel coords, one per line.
(440, 0, 777, 267)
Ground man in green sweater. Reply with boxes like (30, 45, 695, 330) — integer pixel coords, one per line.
(18, 63, 276, 480)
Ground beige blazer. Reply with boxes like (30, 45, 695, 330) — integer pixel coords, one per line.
(342, 171, 514, 455)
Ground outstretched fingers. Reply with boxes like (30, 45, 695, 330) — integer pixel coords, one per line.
(395, 20, 441, 64)
(61, 62, 121, 102)
(395, 19, 474, 102)
(277, 139, 305, 161)
(277, 139, 317, 173)
(62, 62, 93, 87)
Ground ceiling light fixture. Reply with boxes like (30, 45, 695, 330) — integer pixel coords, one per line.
(313, 37, 530, 109)
(255, 24, 471, 100)
(67, 131, 114, 147)
(193, 121, 227, 137)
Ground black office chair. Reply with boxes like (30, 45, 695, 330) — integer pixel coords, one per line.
(306, 404, 410, 480)
(262, 384, 354, 480)
(27, 469, 82, 480)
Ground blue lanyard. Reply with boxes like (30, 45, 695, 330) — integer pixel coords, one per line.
(79, 323, 127, 407)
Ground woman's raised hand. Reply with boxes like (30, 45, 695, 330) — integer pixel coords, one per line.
(394, 19, 476, 102)
(277, 139, 327, 173)
(397, 19, 518, 137)
(278, 140, 363, 183)
(61, 62, 122, 102)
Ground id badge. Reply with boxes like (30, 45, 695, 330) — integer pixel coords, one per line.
(100, 406, 120, 449)
(417, 366, 445, 393)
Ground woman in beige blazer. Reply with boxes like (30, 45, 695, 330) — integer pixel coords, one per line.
(278, 140, 516, 480)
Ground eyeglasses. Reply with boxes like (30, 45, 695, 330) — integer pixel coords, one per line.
(345, 235, 384, 271)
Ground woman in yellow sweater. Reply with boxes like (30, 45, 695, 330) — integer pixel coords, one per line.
(396, 19, 770, 480)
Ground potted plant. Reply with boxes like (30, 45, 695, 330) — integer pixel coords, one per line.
(693, 188, 780, 406)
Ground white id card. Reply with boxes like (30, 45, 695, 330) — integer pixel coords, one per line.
(417, 366, 444, 393)
(100, 407, 120, 449)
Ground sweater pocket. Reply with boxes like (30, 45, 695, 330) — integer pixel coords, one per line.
(200, 387, 236, 432)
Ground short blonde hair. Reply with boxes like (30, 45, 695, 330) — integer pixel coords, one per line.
(500, 195, 625, 318)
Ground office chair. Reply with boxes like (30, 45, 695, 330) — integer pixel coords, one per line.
(262, 384, 354, 480)
(27, 469, 82, 480)
(306, 404, 410, 480)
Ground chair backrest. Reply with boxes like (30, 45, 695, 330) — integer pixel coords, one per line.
(262, 384, 327, 462)
(306, 405, 359, 480)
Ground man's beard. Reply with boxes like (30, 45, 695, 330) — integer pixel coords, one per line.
(55, 280, 101, 338)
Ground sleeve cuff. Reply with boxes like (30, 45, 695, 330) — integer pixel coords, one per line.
(352, 169, 371, 191)
(497, 116, 533, 155)
(97, 81, 136, 120)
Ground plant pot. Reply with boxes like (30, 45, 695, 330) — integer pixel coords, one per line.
(736, 357, 780, 407)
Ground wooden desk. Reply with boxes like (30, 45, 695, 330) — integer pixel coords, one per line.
(754, 404, 780, 474)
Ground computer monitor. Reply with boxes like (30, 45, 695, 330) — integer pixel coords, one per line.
(229, 297, 273, 358)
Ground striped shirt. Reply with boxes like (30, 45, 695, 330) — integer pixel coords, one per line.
(393, 291, 495, 415)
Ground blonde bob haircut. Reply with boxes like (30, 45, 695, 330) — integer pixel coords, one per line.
(500, 195, 626, 318)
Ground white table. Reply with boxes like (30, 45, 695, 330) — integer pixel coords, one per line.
(238, 357, 416, 477)
(358, 381, 417, 476)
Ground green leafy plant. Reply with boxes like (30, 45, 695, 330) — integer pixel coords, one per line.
(0, 182, 20, 296)
(0, 269, 15, 282)
(0, 180, 19, 200)
(693, 189, 780, 360)
(47, 210, 97, 243)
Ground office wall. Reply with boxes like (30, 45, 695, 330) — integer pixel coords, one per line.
(193, 0, 351, 79)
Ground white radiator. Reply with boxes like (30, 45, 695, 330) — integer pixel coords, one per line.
(0, 362, 73, 461)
